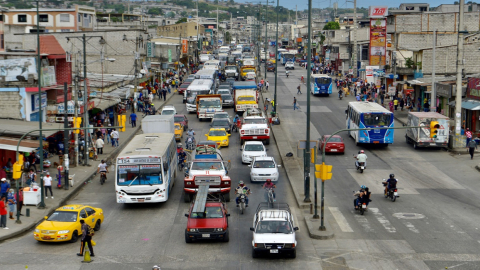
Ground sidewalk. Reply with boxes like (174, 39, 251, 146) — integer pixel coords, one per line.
(0, 90, 177, 241)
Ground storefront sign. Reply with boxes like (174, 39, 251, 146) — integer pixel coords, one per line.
(435, 83, 452, 98)
(57, 102, 82, 114)
(182, 39, 188, 54)
(147, 42, 155, 58)
(31, 92, 47, 112)
(467, 77, 480, 100)
(369, 6, 388, 18)
(168, 49, 172, 62)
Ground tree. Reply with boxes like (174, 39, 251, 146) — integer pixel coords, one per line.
(147, 8, 163, 15)
(214, 0, 219, 4)
(176, 17, 188, 24)
(225, 31, 232, 43)
(228, 0, 234, 5)
(323, 21, 340, 30)
(166, 11, 176, 18)
(180, 11, 188, 17)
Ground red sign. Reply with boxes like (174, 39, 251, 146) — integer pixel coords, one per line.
(182, 39, 188, 54)
(369, 6, 388, 18)
(467, 77, 480, 100)
(208, 26, 214, 29)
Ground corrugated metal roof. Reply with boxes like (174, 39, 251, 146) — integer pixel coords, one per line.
(448, 100, 480, 110)
(38, 35, 65, 58)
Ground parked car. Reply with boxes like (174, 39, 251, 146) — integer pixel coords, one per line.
(161, 105, 176, 115)
(249, 156, 281, 182)
(319, 135, 345, 154)
(174, 114, 189, 131)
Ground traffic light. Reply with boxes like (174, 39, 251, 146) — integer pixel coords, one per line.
(12, 154, 24, 180)
(73, 117, 82, 134)
(430, 121, 440, 138)
(314, 163, 333, 180)
(310, 148, 315, 164)
(121, 115, 126, 132)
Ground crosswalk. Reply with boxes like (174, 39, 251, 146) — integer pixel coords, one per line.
(330, 207, 421, 234)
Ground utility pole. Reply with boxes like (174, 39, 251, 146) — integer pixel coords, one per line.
(63, 82, 69, 190)
(217, 7, 219, 48)
(431, 28, 436, 113)
(74, 55, 79, 166)
(273, 0, 279, 113)
(82, 34, 89, 166)
(304, 0, 312, 203)
(264, 0, 268, 80)
(353, 0, 357, 77)
(296, 5, 297, 25)
(455, 0, 465, 136)
(36, 0, 46, 209)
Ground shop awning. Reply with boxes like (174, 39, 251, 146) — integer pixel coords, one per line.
(0, 138, 40, 153)
(0, 119, 63, 138)
(89, 98, 120, 111)
(448, 100, 480, 110)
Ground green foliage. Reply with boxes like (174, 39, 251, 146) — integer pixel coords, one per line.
(166, 11, 176, 18)
(225, 31, 232, 43)
(4, 0, 34, 9)
(147, 8, 163, 15)
(323, 21, 340, 30)
(405, 57, 414, 69)
(180, 11, 188, 17)
(318, 33, 326, 45)
(176, 18, 188, 24)
(214, 0, 219, 4)
(104, 3, 125, 14)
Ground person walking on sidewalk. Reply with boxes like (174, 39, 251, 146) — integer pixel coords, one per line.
(7, 189, 15, 220)
(293, 97, 300, 111)
(77, 219, 95, 257)
(111, 129, 120, 147)
(468, 139, 477, 159)
(466, 128, 473, 147)
(265, 81, 269, 91)
(297, 84, 302, 94)
(95, 137, 104, 155)
(44, 172, 53, 199)
(0, 196, 7, 229)
(0, 178, 10, 198)
(129, 112, 137, 128)
(15, 187, 23, 216)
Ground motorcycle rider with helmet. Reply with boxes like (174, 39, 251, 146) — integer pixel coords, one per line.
(235, 180, 251, 207)
(355, 150, 368, 169)
(382, 174, 398, 196)
(262, 179, 276, 201)
(187, 128, 195, 136)
(354, 185, 367, 209)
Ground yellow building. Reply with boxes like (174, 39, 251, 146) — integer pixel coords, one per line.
(157, 21, 204, 38)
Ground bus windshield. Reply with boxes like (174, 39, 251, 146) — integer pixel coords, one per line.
(363, 113, 392, 127)
(315, 77, 331, 86)
(283, 53, 294, 60)
(117, 164, 163, 186)
(199, 99, 221, 108)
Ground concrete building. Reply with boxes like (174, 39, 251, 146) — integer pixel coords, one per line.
(157, 21, 205, 39)
(2, 5, 95, 33)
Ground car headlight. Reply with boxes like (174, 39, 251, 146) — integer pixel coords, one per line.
(272, 172, 278, 176)
(34, 229, 39, 233)
(251, 173, 258, 176)
(223, 140, 228, 143)
(215, 228, 224, 232)
(58, 230, 70, 234)
(189, 228, 198, 232)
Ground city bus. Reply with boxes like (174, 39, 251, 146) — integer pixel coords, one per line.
(346, 102, 394, 145)
(277, 48, 287, 62)
(115, 133, 177, 203)
(281, 52, 295, 65)
(311, 74, 333, 96)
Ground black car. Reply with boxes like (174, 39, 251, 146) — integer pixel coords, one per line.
(210, 118, 232, 133)
(221, 94, 234, 108)
(226, 78, 236, 85)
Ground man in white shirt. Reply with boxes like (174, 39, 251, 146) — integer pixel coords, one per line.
(97, 160, 109, 180)
(111, 129, 119, 147)
(95, 137, 105, 155)
(355, 150, 368, 169)
(44, 172, 53, 199)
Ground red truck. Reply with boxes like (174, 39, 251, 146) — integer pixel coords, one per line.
(184, 198, 230, 243)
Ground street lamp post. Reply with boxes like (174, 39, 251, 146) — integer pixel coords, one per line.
(304, 0, 312, 203)
(273, 0, 279, 113)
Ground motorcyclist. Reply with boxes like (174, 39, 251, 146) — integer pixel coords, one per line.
(286, 70, 290, 78)
(382, 173, 398, 196)
(187, 128, 195, 136)
(338, 87, 344, 99)
(232, 114, 241, 131)
(262, 179, 276, 201)
(97, 160, 109, 181)
(235, 180, 251, 207)
(355, 150, 368, 169)
(178, 147, 187, 167)
(353, 185, 368, 209)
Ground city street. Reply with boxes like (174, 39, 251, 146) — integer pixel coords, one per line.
(0, 61, 480, 270)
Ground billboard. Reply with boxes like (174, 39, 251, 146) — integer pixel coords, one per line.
(369, 6, 388, 18)
(369, 10, 387, 66)
(0, 57, 37, 82)
(182, 39, 188, 54)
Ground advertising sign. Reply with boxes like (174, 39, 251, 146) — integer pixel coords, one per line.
(369, 17, 387, 66)
(147, 42, 155, 57)
(369, 6, 388, 18)
(0, 57, 37, 82)
(182, 39, 188, 54)
(168, 49, 172, 62)
(31, 92, 47, 112)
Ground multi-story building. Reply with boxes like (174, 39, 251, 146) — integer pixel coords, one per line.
(157, 21, 205, 39)
(2, 5, 95, 33)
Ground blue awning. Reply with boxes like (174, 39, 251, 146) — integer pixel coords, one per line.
(449, 100, 480, 110)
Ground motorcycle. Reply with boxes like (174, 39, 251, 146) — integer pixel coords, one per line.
(353, 191, 368, 215)
(185, 136, 196, 151)
(286, 71, 289, 78)
(237, 190, 248, 214)
(232, 120, 241, 133)
(383, 180, 399, 202)
(339, 91, 343, 100)
(354, 155, 366, 173)
(100, 172, 107, 185)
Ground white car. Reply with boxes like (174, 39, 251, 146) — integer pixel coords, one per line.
(161, 105, 176, 115)
(285, 61, 295, 70)
(212, 111, 230, 122)
(241, 141, 267, 164)
(249, 157, 281, 182)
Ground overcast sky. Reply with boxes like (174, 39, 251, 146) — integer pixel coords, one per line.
(235, 0, 461, 12)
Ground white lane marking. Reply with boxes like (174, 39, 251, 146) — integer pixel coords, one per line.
(329, 207, 354, 232)
(403, 221, 420, 233)
(352, 211, 375, 233)
(370, 208, 396, 233)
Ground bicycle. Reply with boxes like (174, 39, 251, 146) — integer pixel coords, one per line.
(265, 188, 275, 207)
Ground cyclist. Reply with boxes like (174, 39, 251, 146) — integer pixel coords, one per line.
(262, 179, 276, 202)
(97, 160, 109, 181)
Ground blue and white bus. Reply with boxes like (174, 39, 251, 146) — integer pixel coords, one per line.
(115, 133, 177, 203)
(346, 102, 394, 145)
(281, 52, 295, 65)
(277, 48, 287, 62)
(311, 74, 333, 96)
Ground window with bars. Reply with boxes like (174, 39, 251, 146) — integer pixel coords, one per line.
(18, 15, 27, 23)
(60, 14, 70, 22)
(39, 14, 48, 22)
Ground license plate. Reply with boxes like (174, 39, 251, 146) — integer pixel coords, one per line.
(394, 192, 398, 196)
(270, 249, 279, 253)
(43, 236, 51, 240)
(362, 204, 367, 209)
(253, 136, 257, 139)
(430, 143, 436, 146)
(374, 129, 380, 133)
(118, 199, 126, 203)
(330, 149, 338, 152)
(137, 199, 144, 202)
(202, 234, 210, 238)
(373, 141, 380, 144)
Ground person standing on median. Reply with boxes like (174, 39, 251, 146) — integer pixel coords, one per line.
(7, 189, 15, 220)
(468, 139, 477, 159)
(129, 112, 137, 128)
(44, 172, 53, 199)
(77, 219, 95, 257)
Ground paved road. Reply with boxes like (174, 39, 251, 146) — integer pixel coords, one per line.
(0, 88, 322, 269)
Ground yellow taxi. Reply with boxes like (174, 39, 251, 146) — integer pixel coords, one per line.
(33, 205, 104, 243)
(205, 128, 230, 147)
(174, 123, 183, 141)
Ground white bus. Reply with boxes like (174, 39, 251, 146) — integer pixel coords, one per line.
(184, 79, 215, 112)
(115, 133, 177, 203)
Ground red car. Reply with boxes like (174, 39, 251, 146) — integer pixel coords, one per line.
(184, 201, 230, 243)
(174, 114, 189, 131)
(319, 135, 345, 154)
(178, 83, 191, 95)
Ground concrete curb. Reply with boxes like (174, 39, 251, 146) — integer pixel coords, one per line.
(0, 93, 176, 242)
(303, 216, 335, 240)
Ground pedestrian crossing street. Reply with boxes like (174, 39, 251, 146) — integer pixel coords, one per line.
(330, 207, 425, 234)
